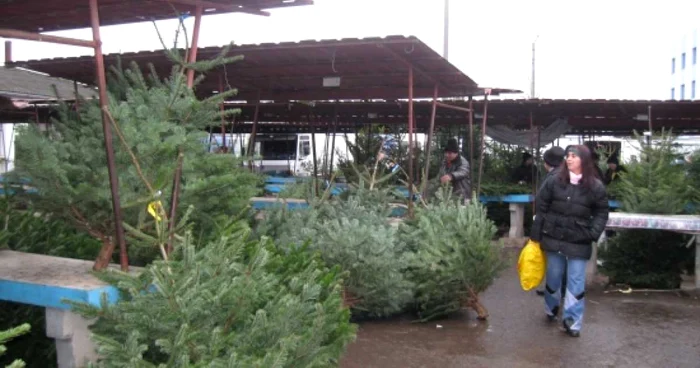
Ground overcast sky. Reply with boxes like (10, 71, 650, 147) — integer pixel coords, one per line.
(2, 0, 698, 100)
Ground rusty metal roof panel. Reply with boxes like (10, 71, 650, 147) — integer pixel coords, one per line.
(12, 36, 483, 101)
(0, 66, 97, 101)
(1, 0, 313, 33)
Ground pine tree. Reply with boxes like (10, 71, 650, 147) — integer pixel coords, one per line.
(258, 191, 414, 318)
(0, 324, 30, 368)
(599, 130, 696, 289)
(12, 55, 261, 270)
(398, 187, 506, 321)
(68, 219, 355, 367)
(615, 130, 696, 214)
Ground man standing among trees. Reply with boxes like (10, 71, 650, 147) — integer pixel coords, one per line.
(438, 138, 472, 204)
(542, 146, 565, 181)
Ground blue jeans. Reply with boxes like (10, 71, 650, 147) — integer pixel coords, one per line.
(544, 252, 587, 331)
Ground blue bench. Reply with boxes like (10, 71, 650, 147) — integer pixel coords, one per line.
(263, 177, 623, 208)
(0, 250, 124, 367)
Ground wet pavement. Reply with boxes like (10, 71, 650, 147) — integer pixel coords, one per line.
(340, 251, 700, 368)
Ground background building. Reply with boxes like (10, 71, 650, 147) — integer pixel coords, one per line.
(670, 27, 699, 100)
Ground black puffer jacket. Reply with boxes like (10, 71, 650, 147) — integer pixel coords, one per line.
(530, 174, 609, 260)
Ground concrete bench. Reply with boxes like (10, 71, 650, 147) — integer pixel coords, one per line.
(485, 196, 622, 239)
(0, 250, 127, 368)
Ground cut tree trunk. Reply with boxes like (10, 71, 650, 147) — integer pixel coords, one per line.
(342, 288, 361, 309)
(465, 298, 489, 320)
(462, 288, 489, 320)
(93, 238, 115, 271)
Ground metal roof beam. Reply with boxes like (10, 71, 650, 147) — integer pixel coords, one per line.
(0, 29, 95, 48)
(152, 0, 271, 16)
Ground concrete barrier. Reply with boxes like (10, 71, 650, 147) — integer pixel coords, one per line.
(0, 250, 127, 368)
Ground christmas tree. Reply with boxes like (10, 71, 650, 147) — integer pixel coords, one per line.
(398, 187, 506, 321)
(68, 219, 355, 367)
(257, 190, 414, 318)
(614, 131, 696, 214)
(600, 131, 696, 288)
(0, 324, 30, 368)
(12, 52, 261, 270)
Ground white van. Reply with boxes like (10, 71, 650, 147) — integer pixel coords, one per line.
(207, 132, 352, 177)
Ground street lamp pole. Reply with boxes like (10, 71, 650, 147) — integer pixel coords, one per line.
(531, 35, 539, 98)
(443, 0, 449, 59)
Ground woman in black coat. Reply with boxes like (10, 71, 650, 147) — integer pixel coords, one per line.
(530, 145, 609, 338)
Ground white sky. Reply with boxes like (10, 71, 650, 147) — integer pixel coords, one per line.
(2, 0, 698, 100)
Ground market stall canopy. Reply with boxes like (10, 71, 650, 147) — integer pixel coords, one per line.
(1, 0, 313, 33)
(11, 36, 485, 101)
(211, 99, 700, 135)
(0, 66, 97, 101)
(0, 66, 98, 124)
(485, 118, 570, 148)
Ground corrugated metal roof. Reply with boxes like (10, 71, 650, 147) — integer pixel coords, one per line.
(0, 67, 97, 101)
(219, 99, 700, 134)
(5, 98, 700, 134)
(1, 0, 313, 33)
(12, 36, 484, 101)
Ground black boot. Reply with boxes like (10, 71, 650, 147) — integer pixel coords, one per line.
(546, 306, 559, 322)
(562, 317, 580, 337)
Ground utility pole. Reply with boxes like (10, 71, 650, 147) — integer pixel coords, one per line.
(443, 0, 449, 59)
(531, 35, 539, 98)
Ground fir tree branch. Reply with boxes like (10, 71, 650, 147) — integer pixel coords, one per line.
(70, 205, 108, 242)
(103, 107, 156, 195)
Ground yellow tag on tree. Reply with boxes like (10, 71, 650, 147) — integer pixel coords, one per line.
(517, 239, 546, 291)
(147, 201, 163, 222)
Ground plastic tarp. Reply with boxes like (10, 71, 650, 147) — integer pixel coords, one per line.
(486, 118, 570, 149)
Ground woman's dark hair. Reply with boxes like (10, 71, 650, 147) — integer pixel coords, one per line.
(557, 144, 599, 189)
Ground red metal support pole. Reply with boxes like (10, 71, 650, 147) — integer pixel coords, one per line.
(246, 92, 261, 157)
(246, 92, 261, 171)
(219, 75, 226, 151)
(468, 96, 474, 181)
(529, 110, 537, 200)
(476, 92, 490, 197)
(329, 103, 338, 178)
(408, 67, 415, 217)
(186, 5, 203, 87)
(89, 0, 128, 271)
(166, 5, 202, 255)
(4, 41, 11, 64)
(421, 84, 438, 197)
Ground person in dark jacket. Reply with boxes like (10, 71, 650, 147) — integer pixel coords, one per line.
(590, 150, 605, 181)
(542, 146, 565, 182)
(530, 145, 609, 338)
(510, 152, 537, 185)
(438, 138, 472, 203)
(603, 155, 626, 185)
(535, 146, 565, 296)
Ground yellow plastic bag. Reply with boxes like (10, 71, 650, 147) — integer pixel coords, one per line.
(517, 239, 546, 291)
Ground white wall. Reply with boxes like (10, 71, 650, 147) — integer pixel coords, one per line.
(542, 134, 700, 164)
(0, 123, 17, 174)
(670, 27, 699, 100)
